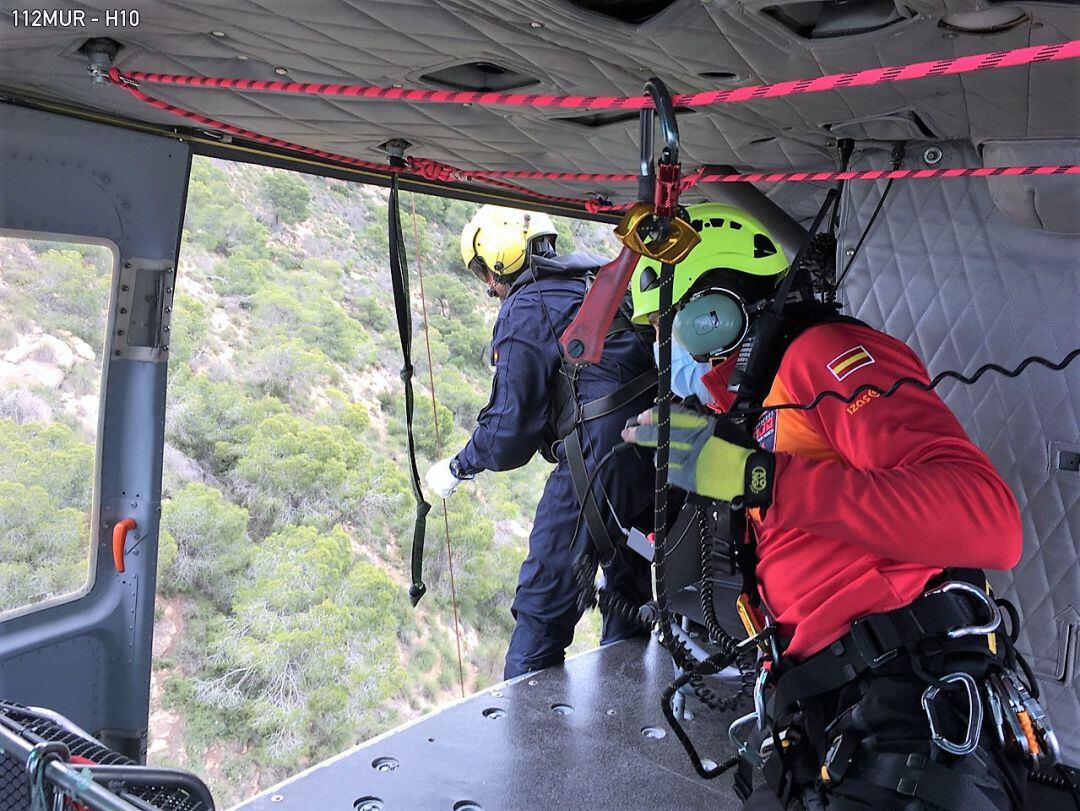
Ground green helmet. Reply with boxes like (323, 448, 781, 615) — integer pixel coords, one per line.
(629, 203, 789, 325)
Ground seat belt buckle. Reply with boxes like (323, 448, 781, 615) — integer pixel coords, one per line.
(849, 616, 898, 668)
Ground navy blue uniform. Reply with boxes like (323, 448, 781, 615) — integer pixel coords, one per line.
(453, 252, 655, 679)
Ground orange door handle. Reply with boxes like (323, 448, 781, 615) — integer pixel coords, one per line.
(112, 518, 137, 573)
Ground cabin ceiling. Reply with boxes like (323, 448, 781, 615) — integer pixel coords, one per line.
(1, 0, 1077, 212)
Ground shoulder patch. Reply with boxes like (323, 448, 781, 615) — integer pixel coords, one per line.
(826, 345, 875, 381)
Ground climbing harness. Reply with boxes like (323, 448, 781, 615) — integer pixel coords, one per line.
(523, 258, 657, 626)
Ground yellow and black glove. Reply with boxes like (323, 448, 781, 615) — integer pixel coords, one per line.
(622, 406, 775, 507)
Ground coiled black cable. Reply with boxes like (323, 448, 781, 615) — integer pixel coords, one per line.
(1029, 766, 1080, 810)
(717, 348, 1080, 423)
(661, 656, 743, 779)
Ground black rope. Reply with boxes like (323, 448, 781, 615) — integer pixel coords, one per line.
(388, 175, 432, 606)
(834, 177, 895, 289)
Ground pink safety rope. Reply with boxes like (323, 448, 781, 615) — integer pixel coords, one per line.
(118, 40, 1079, 110)
(107, 37, 1080, 214)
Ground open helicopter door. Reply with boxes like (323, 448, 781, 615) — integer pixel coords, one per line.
(0, 104, 189, 760)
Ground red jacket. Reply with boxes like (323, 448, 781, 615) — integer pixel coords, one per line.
(701, 321, 1022, 661)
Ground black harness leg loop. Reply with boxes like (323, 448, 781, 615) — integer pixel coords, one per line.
(564, 427, 619, 569)
(388, 175, 432, 606)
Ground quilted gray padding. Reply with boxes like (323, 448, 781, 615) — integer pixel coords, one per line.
(838, 141, 1080, 764)
(0, 0, 1077, 209)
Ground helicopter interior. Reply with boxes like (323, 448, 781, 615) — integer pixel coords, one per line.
(0, 0, 1078, 808)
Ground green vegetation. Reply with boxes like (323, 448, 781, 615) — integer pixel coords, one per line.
(261, 172, 312, 225)
(0, 158, 616, 803)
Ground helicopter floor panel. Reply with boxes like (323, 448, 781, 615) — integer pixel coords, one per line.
(233, 636, 746, 811)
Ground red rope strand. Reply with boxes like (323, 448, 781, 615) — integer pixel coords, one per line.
(410, 193, 467, 700)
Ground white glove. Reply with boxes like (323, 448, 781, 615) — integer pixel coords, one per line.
(426, 456, 463, 499)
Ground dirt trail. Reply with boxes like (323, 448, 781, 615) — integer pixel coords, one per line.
(146, 597, 188, 766)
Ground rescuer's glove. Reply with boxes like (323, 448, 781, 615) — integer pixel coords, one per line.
(425, 456, 465, 499)
(621, 406, 774, 507)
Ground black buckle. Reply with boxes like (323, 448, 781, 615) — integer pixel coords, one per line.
(850, 617, 897, 668)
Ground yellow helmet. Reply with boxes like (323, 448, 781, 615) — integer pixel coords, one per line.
(460, 205, 557, 281)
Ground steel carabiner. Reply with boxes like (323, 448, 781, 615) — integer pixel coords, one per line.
(924, 580, 1002, 639)
(921, 671, 984, 756)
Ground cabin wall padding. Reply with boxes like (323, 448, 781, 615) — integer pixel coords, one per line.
(837, 141, 1080, 764)
(1, 1, 1078, 209)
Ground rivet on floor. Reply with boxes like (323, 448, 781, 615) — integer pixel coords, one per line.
(371, 756, 399, 772)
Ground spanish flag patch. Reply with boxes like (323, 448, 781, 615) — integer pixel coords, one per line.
(827, 345, 875, 381)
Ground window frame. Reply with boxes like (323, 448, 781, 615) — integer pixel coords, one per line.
(0, 227, 120, 621)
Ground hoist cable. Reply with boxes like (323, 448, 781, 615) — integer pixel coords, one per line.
(835, 179, 896, 289)
(410, 193, 467, 699)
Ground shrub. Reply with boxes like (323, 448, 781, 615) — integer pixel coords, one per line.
(159, 483, 253, 608)
(0, 420, 95, 511)
(0, 481, 88, 612)
(245, 339, 338, 405)
(229, 413, 373, 532)
(169, 292, 209, 364)
(166, 373, 285, 473)
(185, 526, 407, 764)
(184, 160, 269, 255)
(211, 249, 273, 298)
(351, 295, 392, 333)
(3, 249, 112, 350)
(261, 171, 312, 225)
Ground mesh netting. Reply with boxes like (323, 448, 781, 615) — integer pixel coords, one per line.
(0, 702, 212, 810)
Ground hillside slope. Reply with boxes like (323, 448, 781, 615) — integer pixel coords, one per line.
(151, 158, 620, 801)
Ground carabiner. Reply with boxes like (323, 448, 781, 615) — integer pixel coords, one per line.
(922, 671, 983, 756)
(754, 666, 769, 731)
(643, 78, 680, 167)
(925, 580, 1002, 639)
(620, 78, 699, 263)
(729, 711, 766, 769)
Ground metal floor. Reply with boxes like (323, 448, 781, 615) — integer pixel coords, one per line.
(234, 637, 746, 811)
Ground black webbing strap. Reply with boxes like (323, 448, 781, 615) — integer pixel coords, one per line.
(388, 176, 432, 606)
(580, 369, 657, 422)
(564, 368, 657, 565)
(839, 751, 1009, 810)
(769, 591, 985, 715)
(564, 427, 618, 567)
